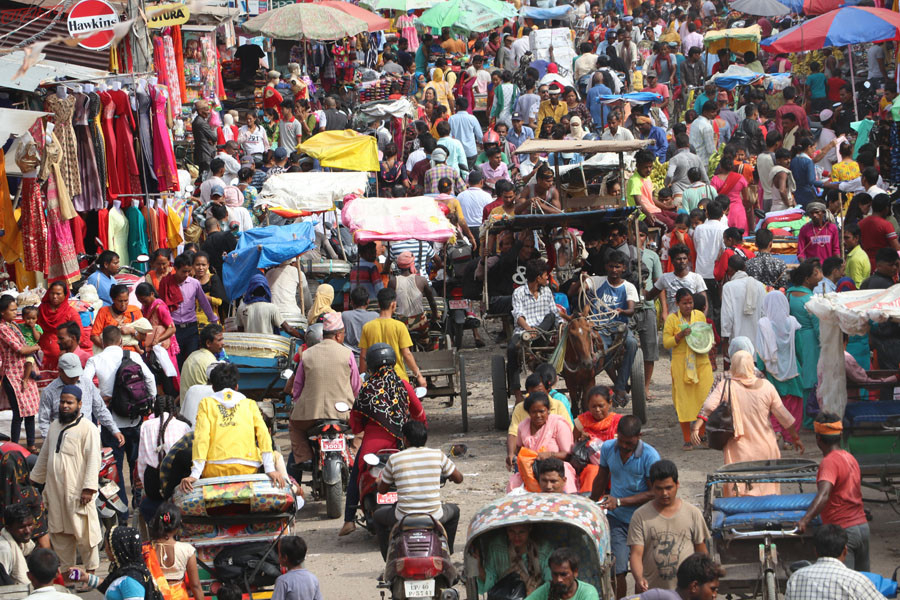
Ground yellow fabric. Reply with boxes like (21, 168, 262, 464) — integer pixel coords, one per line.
(192, 390, 273, 465)
(197, 293, 223, 325)
(507, 397, 573, 436)
(0, 154, 23, 265)
(297, 130, 379, 172)
(359, 316, 413, 381)
(167, 205, 184, 250)
(703, 25, 761, 55)
(201, 462, 258, 478)
(307, 283, 335, 323)
(663, 310, 713, 422)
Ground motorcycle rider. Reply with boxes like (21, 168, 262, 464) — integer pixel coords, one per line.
(289, 313, 360, 466)
(338, 344, 427, 537)
(375, 421, 463, 560)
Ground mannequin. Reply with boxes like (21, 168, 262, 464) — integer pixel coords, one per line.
(148, 198, 155, 209)
(98, 82, 107, 92)
(73, 84, 83, 94)
(112, 81, 122, 91)
(44, 122, 55, 146)
(84, 83, 95, 93)
(112, 199, 122, 210)
(149, 76, 159, 87)
(56, 86, 67, 99)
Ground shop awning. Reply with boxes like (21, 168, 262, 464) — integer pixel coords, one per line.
(0, 51, 108, 92)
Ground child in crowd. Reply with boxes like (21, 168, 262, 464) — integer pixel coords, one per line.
(18, 305, 42, 380)
(149, 502, 205, 600)
(273, 536, 323, 600)
(576, 385, 620, 492)
(661, 214, 696, 273)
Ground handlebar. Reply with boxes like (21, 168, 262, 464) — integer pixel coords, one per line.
(729, 527, 799, 539)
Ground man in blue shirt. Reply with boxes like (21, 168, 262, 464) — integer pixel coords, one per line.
(448, 97, 483, 169)
(636, 116, 668, 162)
(589, 415, 660, 599)
(86, 250, 120, 306)
(507, 113, 534, 149)
(586, 71, 613, 134)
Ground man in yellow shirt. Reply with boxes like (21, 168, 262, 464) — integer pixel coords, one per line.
(180, 363, 285, 492)
(359, 288, 427, 388)
(536, 87, 567, 125)
(844, 223, 871, 288)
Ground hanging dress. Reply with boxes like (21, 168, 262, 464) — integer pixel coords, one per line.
(396, 15, 419, 51)
(18, 121, 47, 274)
(135, 86, 158, 193)
(39, 133, 80, 284)
(72, 93, 104, 211)
(111, 89, 141, 196)
(151, 86, 179, 192)
(87, 91, 107, 196)
(44, 94, 81, 199)
(125, 204, 148, 268)
(99, 91, 121, 197)
(107, 206, 130, 266)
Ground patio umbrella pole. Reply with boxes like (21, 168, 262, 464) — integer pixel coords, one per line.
(849, 43, 859, 122)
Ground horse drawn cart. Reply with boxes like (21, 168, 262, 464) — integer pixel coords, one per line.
(484, 208, 647, 430)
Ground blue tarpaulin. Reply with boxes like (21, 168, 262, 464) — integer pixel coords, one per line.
(598, 92, 663, 105)
(223, 221, 317, 301)
(520, 4, 572, 19)
(710, 73, 764, 90)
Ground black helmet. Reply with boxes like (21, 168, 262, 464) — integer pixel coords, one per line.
(366, 343, 396, 371)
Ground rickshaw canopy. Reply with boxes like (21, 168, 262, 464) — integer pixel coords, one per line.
(806, 285, 900, 418)
(514, 138, 651, 155)
(341, 196, 455, 243)
(297, 130, 379, 172)
(703, 25, 761, 55)
(256, 171, 368, 218)
(487, 207, 638, 232)
(223, 221, 316, 300)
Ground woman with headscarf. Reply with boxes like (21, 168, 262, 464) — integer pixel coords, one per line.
(423, 69, 453, 113)
(98, 526, 161, 600)
(566, 116, 587, 141)
(223, 187, 253, 232)
(456, 68, 477, 115)
(307, 283, 336, 324)
(240, 273, 303, 337)
(490, 70, 519, 129)
(756, 291, 805, 449)
(37, 280, 84, 372)
(692, 350, 804, 496)
(338, 343, 426, 537)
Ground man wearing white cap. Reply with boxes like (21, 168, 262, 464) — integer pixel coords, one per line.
(815, 109, 839, 174)
(289, 312, 361, 465)
(37, 353, 122, 444)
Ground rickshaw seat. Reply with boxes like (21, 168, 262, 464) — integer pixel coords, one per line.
(712, 493, 815, 515)
(712, 510, 811, 530)
(845, 401, 900, 425)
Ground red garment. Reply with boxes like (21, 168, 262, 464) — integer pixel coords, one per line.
(774, 102, 809, 134)
(172, 27, 188, 102)
(158, 273, 185, 312)
(37, 293, 83, 372)
(97, 208, 109, 249)
(713, 245, 756, 282)
(827, 77, 846, 102)
(111, 89, 141, 196)
(859, 214, 898, 268)
(818, 449, 867, 528)
(157, 207, 169, 249)
(99, 92, 121, 198)
(70, 215, 86, 254)
(216, 125, 239, 146)
(263, 84, 284, 118)
(482, 198, 504, 222)
(143, 205, 158, 253)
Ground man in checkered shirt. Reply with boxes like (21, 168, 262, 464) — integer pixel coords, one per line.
(506, 258, 562, 403)
(784, 525, 882, 600)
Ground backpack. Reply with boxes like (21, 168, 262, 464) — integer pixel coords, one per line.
(213, 542, 282, 589)
(111, 350, 153, 420)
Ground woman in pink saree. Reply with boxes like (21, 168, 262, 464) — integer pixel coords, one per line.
(692, 351, 804, 496)
(507, 394, 577, 493)
(135, 281, 180, 385)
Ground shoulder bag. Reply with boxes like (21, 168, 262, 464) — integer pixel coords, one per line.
(706, 378, 734, 451)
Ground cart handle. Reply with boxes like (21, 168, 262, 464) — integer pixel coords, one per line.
(729, 527, 799, 538)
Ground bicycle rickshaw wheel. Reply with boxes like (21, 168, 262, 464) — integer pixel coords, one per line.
(631, 347, 646, 424)
(764, 570, 777, 600)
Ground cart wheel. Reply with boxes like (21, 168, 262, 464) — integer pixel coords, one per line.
(764, 570, 777, 600)
(459, 355, 469, 433)
(630, 347, 647, 424)
(492, 355, 510, 431)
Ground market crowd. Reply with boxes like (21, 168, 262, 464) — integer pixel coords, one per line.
(1, 0, 899, 598)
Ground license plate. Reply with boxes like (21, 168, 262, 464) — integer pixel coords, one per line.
(319, 437, 346, 452)
(99, 481, 118, 498)
(448, 299, 470, 310)
(403, 579, 435, 598)
(377, 492, 398, 504)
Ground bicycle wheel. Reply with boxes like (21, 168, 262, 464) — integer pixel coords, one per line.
(764, 570, 777, 600)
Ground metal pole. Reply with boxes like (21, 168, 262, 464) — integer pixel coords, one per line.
(849, 43, 859, 122)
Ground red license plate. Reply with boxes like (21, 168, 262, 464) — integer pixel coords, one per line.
(448, 300, 470, 310)
(377, 492, 398, 504)
(319, 437, 346, 452)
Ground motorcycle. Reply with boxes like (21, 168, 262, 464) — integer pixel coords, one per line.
(378, 511, 459, 600)
(95, 447, 127, 535)
(302, 401, 353, 519)
(356, 449, 399, 534)
(443, 244, 479, 350)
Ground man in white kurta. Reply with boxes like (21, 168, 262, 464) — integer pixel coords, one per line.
(720, 259, 766, 353)
(30, 385, 101, 572)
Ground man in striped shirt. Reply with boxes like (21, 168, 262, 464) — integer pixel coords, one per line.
(375, 421, 463, 559)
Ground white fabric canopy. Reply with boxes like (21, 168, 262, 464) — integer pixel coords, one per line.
(255, 172, 368, 212)
(805, 286, 900, 416)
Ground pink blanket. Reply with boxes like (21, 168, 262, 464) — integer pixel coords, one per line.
(341, 196, 455, 243)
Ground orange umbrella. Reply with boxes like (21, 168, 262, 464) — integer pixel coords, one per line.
(315, 1, 390, 32)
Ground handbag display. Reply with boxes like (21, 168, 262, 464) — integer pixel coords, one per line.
(706, 379, 734, 451)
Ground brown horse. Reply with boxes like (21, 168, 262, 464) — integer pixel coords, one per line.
(560, 315, 603, 414)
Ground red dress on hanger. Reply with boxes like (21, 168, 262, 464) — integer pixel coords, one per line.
(157, 207, 169, 249)
(111, 89, 140, 196)
(99, 91, 120, 198)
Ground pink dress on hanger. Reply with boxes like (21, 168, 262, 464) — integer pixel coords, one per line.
(150, 87, 179, 192)
(396, 15, 419, 51)
(99, 91, 121, 198)
(111, 89, 141, 196)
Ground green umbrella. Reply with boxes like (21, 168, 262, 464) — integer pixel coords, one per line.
(361, 0, 441, 11)
(242, 3, 368, 40)
(417, 0, 518, 32)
